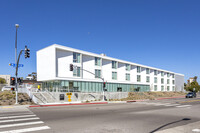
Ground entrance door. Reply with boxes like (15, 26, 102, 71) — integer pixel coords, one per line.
(69, 82, 73, 92)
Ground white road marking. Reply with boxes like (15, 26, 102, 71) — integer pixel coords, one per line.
(0, 121, 44, 128)
(0, 126, 50, 133)
(0, 117, 39, 123)
(192, 129, 200, 132)
(0, 115, 36, 120)
(176, 105, 191, 108)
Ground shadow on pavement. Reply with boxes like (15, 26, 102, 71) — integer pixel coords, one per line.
(150, 118, 191, 133)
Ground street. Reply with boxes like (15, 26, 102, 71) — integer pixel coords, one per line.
(1, 97, 200, 133)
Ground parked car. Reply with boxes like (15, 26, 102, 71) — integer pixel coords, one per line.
(1, 86, 15, 91)
(185, 92, 196, 98)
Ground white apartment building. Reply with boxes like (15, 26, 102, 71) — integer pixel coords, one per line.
(37, 44, 184, 93)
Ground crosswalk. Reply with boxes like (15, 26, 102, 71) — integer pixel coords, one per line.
(133, 101, 192, 108)
(0, 106, 50, 133)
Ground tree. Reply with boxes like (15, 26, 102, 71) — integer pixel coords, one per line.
(0, 78, 6, 84)
(185, 81, 200, 92)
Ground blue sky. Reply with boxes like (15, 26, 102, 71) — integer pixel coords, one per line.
(0, 0, 200, 82)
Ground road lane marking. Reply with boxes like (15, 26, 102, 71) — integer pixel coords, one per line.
(0, 126, 50, 133)
(192, 129, 200, 132)
(0, 112, 33, 117)
(0, 117, 39, 123)
(179, 99, 200, 103)
(176, 105, 191, 108)
(0, 121, 44, 128)
(0, 115, 36, 120)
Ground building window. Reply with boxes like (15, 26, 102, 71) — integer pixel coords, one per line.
(167, 86, 170, 91)
(137, 66, 141, 73)
(95, 57, 101, 66)
(146, 76, 150, 83)
(137, 75, 141, 82)
(154, 85, 157, 91)
(161, 85, 164, 91)
(172, 80, 175, 85)
(73, 52, 81, 63)
(154, 77, 157, 83)
(112, 61, 117, 69)
(167, 73, 170, 77)
(73, 67, 80, 77)
(172, 74, 175, 78)
(112, 72, 117, 80)
(126, 73, 130, 81)
(154, 70, 157, 76)
(172, 86, 175, 91)
(146, 68, 150, 74)
(95, 69, 101, 78)
(167, 79, 170, 84)
(161, 71, 164, 77)
(125, 64, 130, 71)
(161, 78, 164, 84)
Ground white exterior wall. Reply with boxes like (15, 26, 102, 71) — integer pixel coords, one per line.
(37, 44, 184, 91)
(37, 46, 56, 81)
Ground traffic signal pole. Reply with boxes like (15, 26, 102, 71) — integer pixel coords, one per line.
(15, 24, 19, 104)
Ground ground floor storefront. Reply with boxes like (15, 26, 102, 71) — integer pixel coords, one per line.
(42, 80, 150, 93)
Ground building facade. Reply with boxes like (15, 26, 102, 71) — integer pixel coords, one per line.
(0, 75, 11, 85)
(37, 44, 184, 93)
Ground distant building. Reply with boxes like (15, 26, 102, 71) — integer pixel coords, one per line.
(0, 75, 11, 85)
(188, 77, 197, 84)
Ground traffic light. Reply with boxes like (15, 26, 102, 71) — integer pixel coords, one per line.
(24, 45, 30, 58)
(103, 82, 106, 88)
(70, 64, 73, 71)
(17, 78, 23, 85)
(10, 77, 15, 86)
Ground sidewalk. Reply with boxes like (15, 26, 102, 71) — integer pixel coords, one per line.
(28, 95, 185, 108)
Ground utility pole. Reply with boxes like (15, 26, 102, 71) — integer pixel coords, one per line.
(15, 24, 19, 104)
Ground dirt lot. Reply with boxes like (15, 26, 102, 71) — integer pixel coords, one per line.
(0, 91, 35, 105)
(110, 92, 186, 101)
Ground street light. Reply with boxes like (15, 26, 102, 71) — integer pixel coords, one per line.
(15, 24, 19, 104)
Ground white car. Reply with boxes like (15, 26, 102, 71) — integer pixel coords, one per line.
(1, 86, 15, 91)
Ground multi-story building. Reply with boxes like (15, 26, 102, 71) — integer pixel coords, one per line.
(37, 44, 184, 93)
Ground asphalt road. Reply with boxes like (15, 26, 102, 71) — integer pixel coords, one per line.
(1, 97, 200, 133)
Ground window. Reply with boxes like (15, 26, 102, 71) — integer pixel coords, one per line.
(172, 74, 175, 78)
(95, 57, 101, 66)
(73, 67, 80, 77)
(154, 77, 157, 83)
(146, 76, 150, 83)
(161, 71, 164, 77)
(167, 73, 170, 77)
(137, 66, 141, 73)
(126, 73, 130, 81)
(154, 85, 157, 91)
(146, 68, 150, 74)
(167, 79, 170, 84)
(172, 80, 175, 85)
(112, 61, 117, 69)
(154, 70, 157, 76)
(112, 72, 117, 80)
(167, 86, 170, 91)
(73, 52, 80, 63)
(161, 78, 164, 84)
(161, 86, 164, 91)
(126, 64, 131, 71)
(172, 86, 175, 91)
(95, 69, 101, 78)
(137, 75, 141, 82)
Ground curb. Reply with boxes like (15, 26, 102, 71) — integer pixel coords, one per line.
(156, 96, 185, 100)
(29, 102, 108, 108)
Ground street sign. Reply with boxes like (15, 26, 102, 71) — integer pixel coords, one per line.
(68, 99, 72, 102)
(66, 92, 72, 96)
(9, 63, 24, 67)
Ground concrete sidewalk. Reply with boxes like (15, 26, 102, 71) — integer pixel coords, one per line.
(28, 95, 185, 108)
